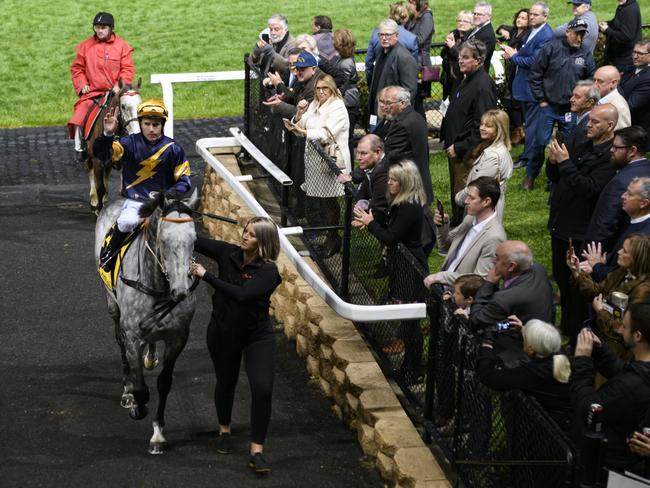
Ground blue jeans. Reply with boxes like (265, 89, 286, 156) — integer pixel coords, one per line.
(527, 104, 575, 179)
(519, 101, 542, 166)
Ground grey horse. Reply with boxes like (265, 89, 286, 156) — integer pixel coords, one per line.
(94, 190, 198, 454)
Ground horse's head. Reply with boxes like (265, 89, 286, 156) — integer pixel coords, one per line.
(140, 189, 198, 302)
(118, 78, 142, 135)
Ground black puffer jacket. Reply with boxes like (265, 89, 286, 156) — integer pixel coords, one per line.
(570, 344, 650, 470)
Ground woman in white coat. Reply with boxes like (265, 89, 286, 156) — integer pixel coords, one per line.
(454, 109, 513, 221)
(287, 73, 350, 256)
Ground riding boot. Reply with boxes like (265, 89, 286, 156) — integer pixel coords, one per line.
(99, 228, 128, 271)
(75, 126, 88, 165)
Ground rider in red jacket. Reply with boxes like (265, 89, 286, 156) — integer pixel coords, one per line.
(69, 12, 134, 163)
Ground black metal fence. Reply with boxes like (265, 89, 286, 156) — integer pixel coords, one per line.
(241, 55, 577, 487)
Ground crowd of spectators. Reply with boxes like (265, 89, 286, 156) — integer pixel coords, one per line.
(247, 2, 650, 481)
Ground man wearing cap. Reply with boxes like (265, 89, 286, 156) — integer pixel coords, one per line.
(524, 18, 595, 190)
(69, 12, 134, 164)
(93, 99, 192, 270)
(554, 0, 598, 54)
(262, 50, 320, 119)
(367, 19, 418, 126)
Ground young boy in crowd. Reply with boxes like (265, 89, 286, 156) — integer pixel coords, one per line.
(452, 274, 484, 318)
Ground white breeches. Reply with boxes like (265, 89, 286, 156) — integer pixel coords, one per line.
(117, 199, 144, 233)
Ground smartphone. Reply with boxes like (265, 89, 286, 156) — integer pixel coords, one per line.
(436, 199, 445, 227)
(261, 33, 270, 43)
(568, 237, 574, 256)
(496, 321, 511, 332)
(555, 130, 564, 145)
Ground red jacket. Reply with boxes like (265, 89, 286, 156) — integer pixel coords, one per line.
(68, 33, 134, 135)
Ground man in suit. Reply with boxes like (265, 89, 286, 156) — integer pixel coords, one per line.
(469, 240, 554, 332)
(547, 103, 618, 344)
(501, 2, 554, 171)
(619, 39, 650, 150)
(339, 134, 390, 226)
(424, 176, 506, 287)
(441, 38, 497, 225)
(584, 176, 650, 282)
(467, 1, 496, 73)
(524, 18, 596, 190)
(584, 126, 650, 252)
(367, 19, 419, 128)
(375, 85, 433, 203)
(566, 80, 600, 159)
(594, 65, 632, 131)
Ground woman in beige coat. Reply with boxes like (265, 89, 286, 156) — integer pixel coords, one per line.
(454, 109, 513, 221)
(287, 73, 350, 256)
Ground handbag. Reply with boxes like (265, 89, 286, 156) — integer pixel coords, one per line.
(322, 127, 345, 170)
(419, 51, 440, 82)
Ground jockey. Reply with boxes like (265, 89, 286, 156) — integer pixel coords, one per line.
(69, 12, 134, 164)
(95, 99, 192, 271)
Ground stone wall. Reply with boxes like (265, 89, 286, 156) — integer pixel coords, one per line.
(200, 157, 450, 488)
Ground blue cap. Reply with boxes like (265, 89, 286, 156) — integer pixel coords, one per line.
(294, 51, 318, 68)
(568, 0, 591, 5)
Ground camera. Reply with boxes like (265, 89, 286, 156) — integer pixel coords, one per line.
(496, 320, 510, 332)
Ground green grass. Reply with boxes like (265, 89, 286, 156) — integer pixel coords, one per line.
(3, 1, 647, 128)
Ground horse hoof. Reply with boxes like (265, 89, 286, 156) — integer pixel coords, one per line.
(148, 442, 166, 455)
(143, 356, 159, 370)
(120, 393, 135, 409)
(129, 405, 148, 420)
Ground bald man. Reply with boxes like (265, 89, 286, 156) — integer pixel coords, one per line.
(547, 103, 618, 344)
(594, 65, 632, 130)
(468, 240, 554, 333)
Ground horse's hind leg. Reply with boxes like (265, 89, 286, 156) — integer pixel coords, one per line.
(101, 166, 111, 208)
(149, 333, 188, 455)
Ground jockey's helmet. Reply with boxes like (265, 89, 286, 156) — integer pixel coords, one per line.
(137, 99, 169, 121)
(93, 12, 114, 28)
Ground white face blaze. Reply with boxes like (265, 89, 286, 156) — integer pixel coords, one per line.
(120, 92, 142, 135)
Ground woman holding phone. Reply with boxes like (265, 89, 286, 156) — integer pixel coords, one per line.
(284, 73, 351, 257)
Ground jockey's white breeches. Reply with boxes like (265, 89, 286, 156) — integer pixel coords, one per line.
(117, 199, 144, 233)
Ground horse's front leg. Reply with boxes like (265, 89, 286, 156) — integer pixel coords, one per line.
(101, 165, 111, 207)
(87, 162, 100, 214)
(122, 332, 149, 420)
(149, 332, 189, 455)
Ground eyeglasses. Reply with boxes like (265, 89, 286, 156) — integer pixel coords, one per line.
(457, 18, 472, 23)
(473, 11, 488, 16)
(378, 32, 397, 38)
(315, 86, 331, 92)
(632, 50, 650, 57)
(611, 144, 632, 150)
(378, 99, 399, 105)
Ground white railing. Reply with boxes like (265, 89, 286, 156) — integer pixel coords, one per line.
(195, 135, 427, 322)
(151, 52, 504, 138)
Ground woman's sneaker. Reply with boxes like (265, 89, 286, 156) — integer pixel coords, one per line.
(216, 432, 232, 455)
(249, 452, 270, 474)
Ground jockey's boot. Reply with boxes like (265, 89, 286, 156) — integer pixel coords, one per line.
(99, 229, 128, 272)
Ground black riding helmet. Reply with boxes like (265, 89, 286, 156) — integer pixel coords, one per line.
(93, 12, 114, 28)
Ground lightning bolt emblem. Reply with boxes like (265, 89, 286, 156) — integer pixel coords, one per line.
(126, 143, 173, 189)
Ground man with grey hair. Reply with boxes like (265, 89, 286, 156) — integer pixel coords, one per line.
(250, 14, 295, 74)
(375, 86, 433, 203)
(468, 240, 554, 333)
(584, 174, 650, 281)
(553, 0, 598, 54)
(466, 2, 496, 72)
(566, 79, 600, 159)
(441, 37, 497, 225)
(367, 19, 418, 127)
(594, 66, 632, 130)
